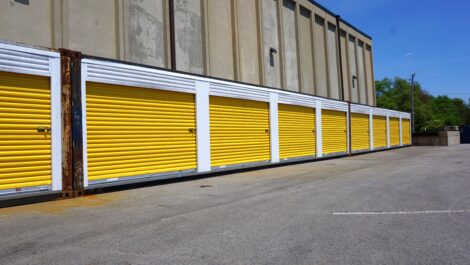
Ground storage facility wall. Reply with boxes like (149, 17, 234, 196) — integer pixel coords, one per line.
(373, 116, 387, 149)
(85, 82, 197, 183)
(322, 110, 348, 155)
(0, 0, 375, 106)
(0, 72, 52, 190)
(351, 113, 370, 152)
(278, 104, 316, 159)
(402, 119, 411, 145)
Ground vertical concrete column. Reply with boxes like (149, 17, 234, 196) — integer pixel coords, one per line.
(270, 93, 280, 163)
(369, 108, 374, 150)
(316, 101, 323, 158)
(386, 112, 391, 148)
(196, 81, 211, 172)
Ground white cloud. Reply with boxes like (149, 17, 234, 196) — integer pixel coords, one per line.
(404, 52, 413, 57)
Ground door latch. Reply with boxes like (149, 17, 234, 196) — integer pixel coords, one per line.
(188, 128, 197, 133)
(36, 127, 51, 133)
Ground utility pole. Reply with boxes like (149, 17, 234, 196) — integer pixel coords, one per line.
(409, 73, 416, 134)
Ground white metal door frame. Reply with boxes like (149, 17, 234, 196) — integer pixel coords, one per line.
(0, 42, 62, 196)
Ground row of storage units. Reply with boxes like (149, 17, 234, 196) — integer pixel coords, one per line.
(0, 43, 411, 198)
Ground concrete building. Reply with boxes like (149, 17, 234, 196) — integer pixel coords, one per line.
(0, 0, 375, 105)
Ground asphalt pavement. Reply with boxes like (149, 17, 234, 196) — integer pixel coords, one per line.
(1, 145, 470, 265)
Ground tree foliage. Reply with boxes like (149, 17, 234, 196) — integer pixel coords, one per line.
(375, 77, 470, 133)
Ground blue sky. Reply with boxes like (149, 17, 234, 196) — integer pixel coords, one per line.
(315, 0, 470, 102)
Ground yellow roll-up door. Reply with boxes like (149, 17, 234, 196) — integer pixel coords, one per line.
(0, 72, 52, 190)
(86, 82, 197, 182)
(322, 110, 347, 155)
(210, 96, 270, 167)
(351, 113, 370, 152)
(402, 119, 411, 145)
(390, 118, 400, 146)
(279, 104, 316, 159)
(373, 116, 387, 149)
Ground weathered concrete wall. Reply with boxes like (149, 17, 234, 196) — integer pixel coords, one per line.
(413, 131, 461, 146)
(236, 0, 260, 84)
(281, 0, 299, 92)
(365, 44, 375, 105)
(262, 0, 281, 89)
(0, 0, 54, 48)
(126, 0, 168, 68)
(174, 0, 204, 74)
(313, 15, 327, 97)
(357, 41, 367, 104)
(0, 0, 376, 105)
(67, 0, 119, 59)
(326, 23, 340, 99)
(348, 36, 358, 103)
(339, 30, 350, 101)
(206, 0, 235, 80)
(298, 6, 315, 95)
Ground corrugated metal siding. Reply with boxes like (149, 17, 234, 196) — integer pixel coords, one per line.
(322, 110, 347, 155)
(0, 72, 51, 190)
(86, 82, 197, 182)
(279, 104, 316, 159)
(351, 113, 370, 151)
(373, 116, 387, 148)
(390, 118, 400, 146)
(210, 96, 270, 167)
(402, 119, 411, 145)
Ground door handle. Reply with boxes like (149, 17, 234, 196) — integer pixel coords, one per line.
(36, 127, 51, 133)
(188, 128, 196, 133)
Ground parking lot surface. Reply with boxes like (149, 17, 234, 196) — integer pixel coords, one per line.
(1, 146, 470, 265)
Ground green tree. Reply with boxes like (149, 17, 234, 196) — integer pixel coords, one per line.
(375, 77, 470, 133)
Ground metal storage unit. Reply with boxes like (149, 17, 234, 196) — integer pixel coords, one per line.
(210, 96, 270, 168)
(278, 104, 316, 160)
(0, 72, 52, 190)
(322, 110, 347, 155)
(402, 119, 411, 145)
(86, 82, 197, 183)
(389, 117, 400, 146)
(373, 116, 387, 149)
(0, 43, 61, 197)
(351, 113, 370, 152)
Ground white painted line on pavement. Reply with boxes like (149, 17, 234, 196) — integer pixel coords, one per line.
(332, 210, 470, 216)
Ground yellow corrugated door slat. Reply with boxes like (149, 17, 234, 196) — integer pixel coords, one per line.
(351, 113, 370, 151)
(279, 104, 316, 159)
(373, 116, 387, 148)
(390, 118, 400, 146)
(210, 96, 270, 167)
(86, 82, 197, 182)
(0, 72, 51, 190)
(322, 110, 347, 155)
(402, 119, 411, 145)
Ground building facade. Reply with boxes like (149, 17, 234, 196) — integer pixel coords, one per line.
(0, 0, 375, 105)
